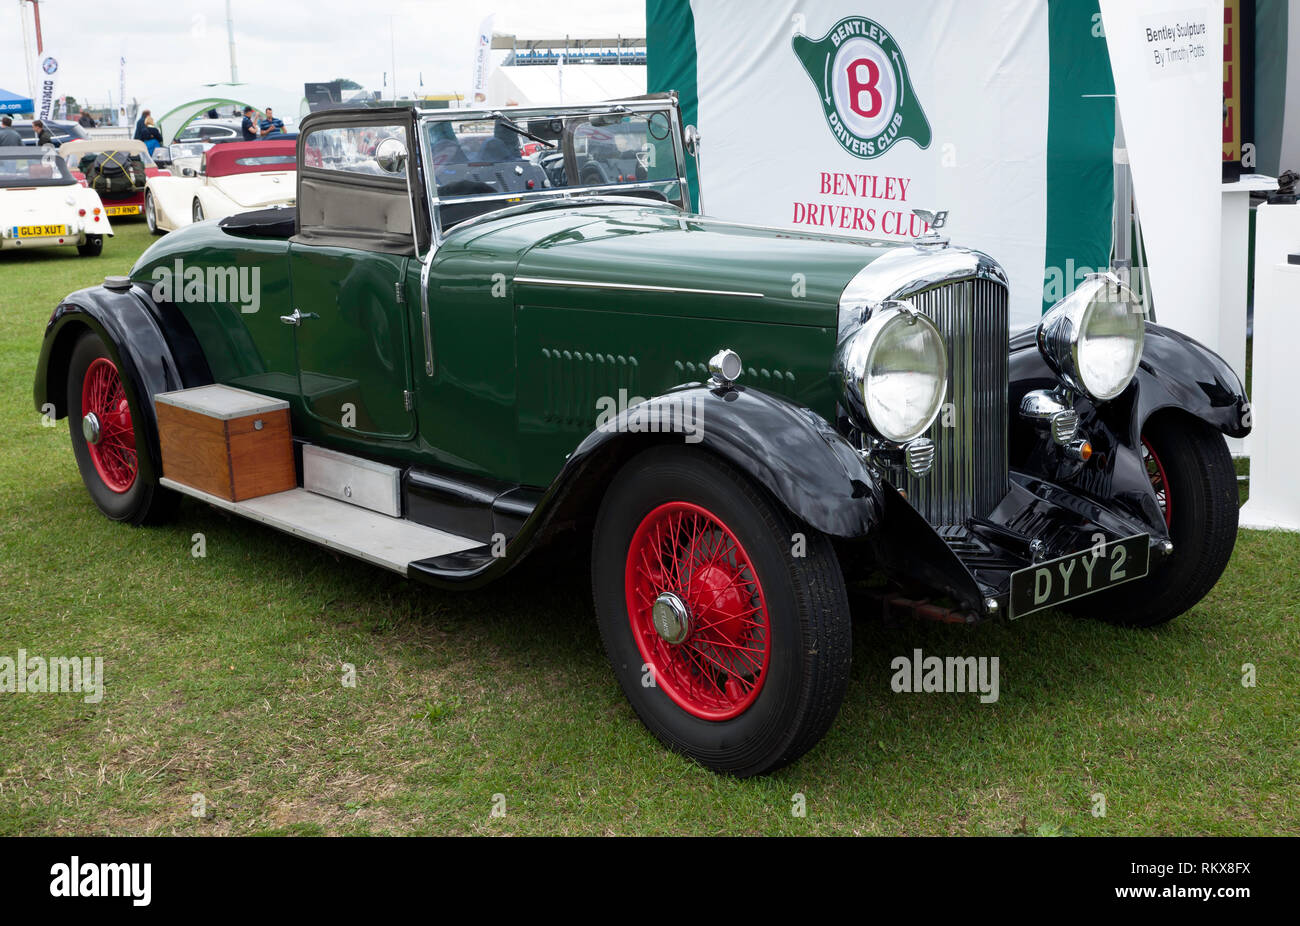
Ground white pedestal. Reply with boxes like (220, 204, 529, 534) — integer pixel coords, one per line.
(1238, 202, 1300, 532)
(1220, 174, 1277, 456)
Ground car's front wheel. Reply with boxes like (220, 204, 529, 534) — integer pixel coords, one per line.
(66, 330, 176, 525)
(145, 190, 161, 234)
(1069, 413, 1238, 627)
(592, 445, 852, 776)
(77, 234, 103, 257)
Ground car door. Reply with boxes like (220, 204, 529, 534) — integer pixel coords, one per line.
(287, 114, 425, 442)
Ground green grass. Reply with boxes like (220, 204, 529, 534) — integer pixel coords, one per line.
(1, 223, 1297, 835)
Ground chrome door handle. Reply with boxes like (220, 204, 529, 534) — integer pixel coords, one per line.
(279, 308, 318, 326)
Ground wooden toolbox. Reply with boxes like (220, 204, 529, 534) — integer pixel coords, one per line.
(154, 385, 296, 502)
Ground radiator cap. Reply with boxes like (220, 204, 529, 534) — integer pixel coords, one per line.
(103, 275, 133, 293)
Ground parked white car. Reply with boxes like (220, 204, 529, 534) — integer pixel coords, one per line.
(0, 146, 114, 257)
(171, 118, 243, 145)
(144, 138, 296, 234)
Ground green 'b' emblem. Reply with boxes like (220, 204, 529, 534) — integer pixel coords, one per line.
(793, 16, 932, 160)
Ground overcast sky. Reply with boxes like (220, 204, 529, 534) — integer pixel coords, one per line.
(0, 0, 645, 110)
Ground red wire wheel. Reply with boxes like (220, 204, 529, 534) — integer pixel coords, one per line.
(1141, 437, 1172, 528)
(624, 501, 771, 721)
(81, 356, 138, 494)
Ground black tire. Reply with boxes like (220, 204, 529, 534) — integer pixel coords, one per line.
(592, 445, 852, 777)
(77, 235, 103, 257)
(1070, 414, 1237, 627)
(65, 330, 177, 525)
(145, 190, 162, 234)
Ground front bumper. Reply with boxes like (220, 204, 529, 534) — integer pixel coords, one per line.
(867, 470, 1171, 622)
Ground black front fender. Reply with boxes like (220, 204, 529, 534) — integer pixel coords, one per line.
(1010, 322, 1250, 445)
(408, 383, 886, 588)
(1009, 321, 1249, 534)
(564, 382, 885, 538)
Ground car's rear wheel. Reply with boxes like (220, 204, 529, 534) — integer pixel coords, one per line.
(1069, 414, 1237, 627)
(592, 445, 852, 776)
(77, 235, 103, 257)
(145, 190, 161, 234)
(191, 199, 204, 223)
(66, 330, 176, 524)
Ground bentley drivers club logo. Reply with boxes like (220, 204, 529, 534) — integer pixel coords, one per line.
(793, 16, 932, 160)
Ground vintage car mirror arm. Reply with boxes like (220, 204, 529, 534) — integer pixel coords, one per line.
(419, 247, 436, 375)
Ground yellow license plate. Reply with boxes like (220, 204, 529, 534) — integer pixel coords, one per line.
(15, 224, 67, 238)
(105, 205, 140, 216)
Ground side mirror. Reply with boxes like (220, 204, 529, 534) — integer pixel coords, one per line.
(374, 137, 408, 174)
(684, 124, 701, 157)
(683, 125, 703, 213)
(181, 167, 197, 178)
(153, 147, 172, 167)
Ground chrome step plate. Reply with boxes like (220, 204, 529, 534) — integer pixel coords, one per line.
(160, 480, 478, 575)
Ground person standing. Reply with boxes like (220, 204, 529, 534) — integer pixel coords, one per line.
(258, 106, 284, 137)
(240, 105, 258, 141)
(133, 109, 151, 141)
(32, 119, 59, 148)
(139, 115, 163, 153)
(77, 109, 97, 128)
(0, 116, 22, 147)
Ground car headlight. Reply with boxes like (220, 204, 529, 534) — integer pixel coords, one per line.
(1038, 273, 1145, 401)
(836, 303, 947, 443)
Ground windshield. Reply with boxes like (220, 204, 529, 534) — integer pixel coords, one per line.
(0, 152, 75, 187)
(171, 142, 207, 161)
(424, 108, 684, 229)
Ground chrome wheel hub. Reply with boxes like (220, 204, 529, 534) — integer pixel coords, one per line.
(82, 412, 101, 446)
(651, 592, 692, 645)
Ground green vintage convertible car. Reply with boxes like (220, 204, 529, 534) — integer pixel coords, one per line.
(34, 94, 1250, 775)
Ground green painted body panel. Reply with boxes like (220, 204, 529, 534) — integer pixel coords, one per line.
(130, 202, 897, 489)
(511, 204, 892, 326)
(288, 242, 415, 440)
(132, 224, 297, 403)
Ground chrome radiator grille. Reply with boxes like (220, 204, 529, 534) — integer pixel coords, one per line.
(897, 278, 1010, 527)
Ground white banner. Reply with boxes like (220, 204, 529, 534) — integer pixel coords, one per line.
(34, 49, 60, 124)
(690, 0, 1052, 329)
(471, 15, 495, 106)
(1100, 0, 1223, 347)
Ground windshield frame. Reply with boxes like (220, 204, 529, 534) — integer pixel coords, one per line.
(415, 96, 689, 248)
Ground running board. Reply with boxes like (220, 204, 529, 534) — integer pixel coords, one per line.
(160, 479, 480, 575)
